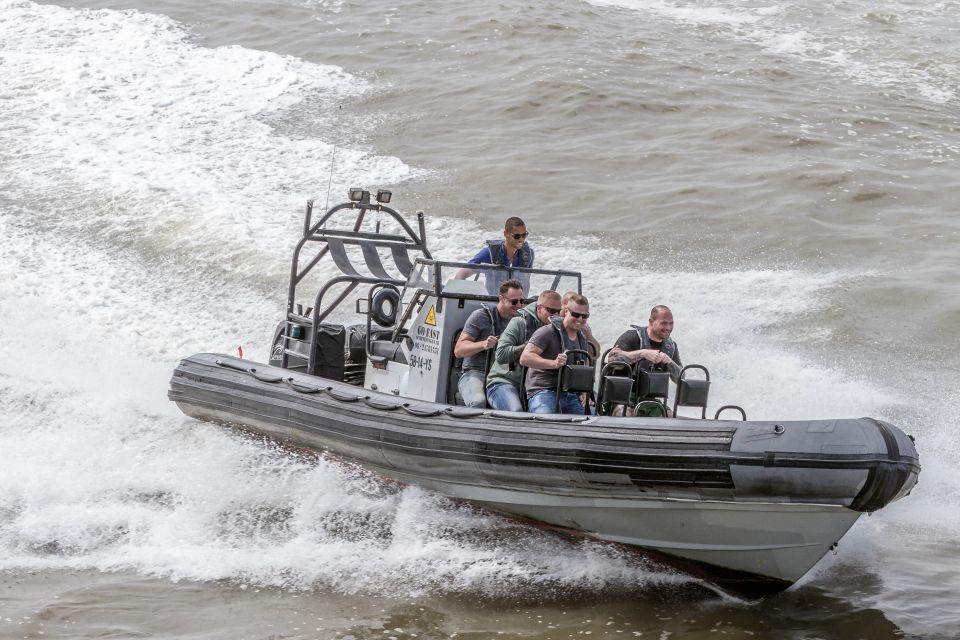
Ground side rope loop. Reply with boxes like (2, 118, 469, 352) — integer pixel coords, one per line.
(284, 378, 322, 394)
(401, 403, 443, 417)
(361, 396, 402, 411)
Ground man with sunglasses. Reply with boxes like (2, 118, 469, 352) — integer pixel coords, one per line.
(485, 289, 562, 412)
(562, 290, 601, 359)
(453, 279, 525, 408)
(519, 293, 593, 414)
(454, 217, 534, 295)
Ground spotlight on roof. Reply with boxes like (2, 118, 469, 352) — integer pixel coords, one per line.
(375, 189, 392, 204)
(348, 188, 366, 202)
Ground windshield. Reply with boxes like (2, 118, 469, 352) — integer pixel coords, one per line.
(406, 259, 582, 301)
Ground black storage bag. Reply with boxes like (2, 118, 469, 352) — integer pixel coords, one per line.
(637, 369, 670, 400)
(561, 364, 596, 393)
(313, 323, 346, 381)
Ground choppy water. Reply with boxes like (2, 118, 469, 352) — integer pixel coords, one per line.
(1, 0, 959, 638)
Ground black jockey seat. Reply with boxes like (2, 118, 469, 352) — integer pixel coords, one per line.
(556, 348, 596, 414)
(636, 367, 671, 405)
(596, 351, 634, 415)
(672, 364, 711, 418)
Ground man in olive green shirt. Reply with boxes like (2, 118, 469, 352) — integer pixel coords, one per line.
(485, 289, 562, 411)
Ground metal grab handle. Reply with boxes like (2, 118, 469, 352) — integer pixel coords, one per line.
(673, 364, 711, 419)
(714, 405, 747, 421)
(563, 348, 594, 365)
(633, 399, 668, 418)
(596, 360, 634, 416)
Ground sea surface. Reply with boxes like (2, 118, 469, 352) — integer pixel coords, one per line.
(1, 0, 959, 638)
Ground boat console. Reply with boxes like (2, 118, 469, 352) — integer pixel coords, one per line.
(266, 189, 749, 417)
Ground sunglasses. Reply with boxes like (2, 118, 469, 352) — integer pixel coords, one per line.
(568, 310, 590, 319)
(539, 305, 561, 315)
(510, 231, 529, 240)
(503, 297, 525, 306)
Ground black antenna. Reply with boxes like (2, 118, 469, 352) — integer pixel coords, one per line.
(323, 104, 342, 211)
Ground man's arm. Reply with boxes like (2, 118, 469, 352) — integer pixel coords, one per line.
(668, 345, 682, 381)
(454, 330, 497, 358)
(454, 247, 490, 280)
(611, 347, 674, 367)
(607, 331, 638, 364)
(606, 330, 676, 370)
(519, 343, 566, 370)
(607, 331, 674, 366)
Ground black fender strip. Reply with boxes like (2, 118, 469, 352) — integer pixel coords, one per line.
(850, 419, 915, 512)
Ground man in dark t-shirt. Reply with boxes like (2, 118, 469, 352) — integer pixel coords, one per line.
(610, 304, 681, 374)
(453, 279, 524, 407)
(609, 304, 681, 415)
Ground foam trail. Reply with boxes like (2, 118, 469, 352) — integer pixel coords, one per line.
(1, 208, 935, 599)
(0, 212, 694, 597)
(0, 0, 424, 282)
(0, 2, 688, 597)
(1, 0, 954, 601)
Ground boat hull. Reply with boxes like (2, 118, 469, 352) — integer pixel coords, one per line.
(169, 353, 919, 594)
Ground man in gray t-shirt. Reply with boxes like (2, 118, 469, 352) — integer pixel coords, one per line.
(524, 325, 564, 396)
(520, 293, 592, 414)
(453, 279, 524, 407)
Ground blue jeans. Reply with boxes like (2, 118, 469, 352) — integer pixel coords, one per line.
(458, 369, 488, 408)
(527, 390, 586, 415)
(487, 382, 524, 412)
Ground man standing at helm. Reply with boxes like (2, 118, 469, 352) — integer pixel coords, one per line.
(455, 217, 534, 295)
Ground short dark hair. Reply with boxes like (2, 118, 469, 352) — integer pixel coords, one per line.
(538, 289, 560, 304)
(566, 293, 589, 308)
(650, 305, 671, 320)
(499, 279, 524, 296)
(504, 217, 525, 231)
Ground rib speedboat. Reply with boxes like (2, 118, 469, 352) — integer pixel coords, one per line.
(168, 189, 920, 596)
